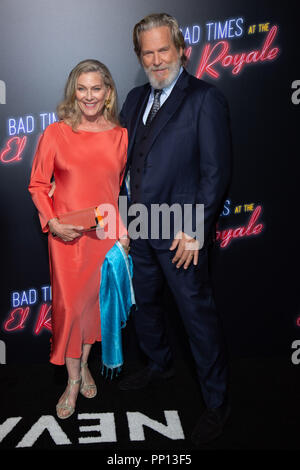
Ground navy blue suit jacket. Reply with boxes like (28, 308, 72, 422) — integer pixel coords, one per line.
(120, 69, 232, 248)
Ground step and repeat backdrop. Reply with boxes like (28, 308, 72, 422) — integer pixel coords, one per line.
(0, 0, 298, 364)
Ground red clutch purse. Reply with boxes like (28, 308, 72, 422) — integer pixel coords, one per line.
(57, 207, 103, 232)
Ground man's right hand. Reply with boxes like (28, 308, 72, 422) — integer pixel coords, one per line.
(48, 218, 83, 242)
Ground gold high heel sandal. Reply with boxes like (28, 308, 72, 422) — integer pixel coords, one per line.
(80, 361, 97, 398)
(56, 377, 81, 419)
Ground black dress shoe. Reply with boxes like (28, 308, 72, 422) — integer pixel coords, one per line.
(118, 366, 175, 391)
(191, 402, 231, 446)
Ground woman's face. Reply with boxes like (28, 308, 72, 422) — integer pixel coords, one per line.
(75, 71, 110, 120)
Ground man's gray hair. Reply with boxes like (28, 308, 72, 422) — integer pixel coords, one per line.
(133, 13, 187, 65)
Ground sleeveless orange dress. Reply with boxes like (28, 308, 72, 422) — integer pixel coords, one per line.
(28, 121, 128, 365)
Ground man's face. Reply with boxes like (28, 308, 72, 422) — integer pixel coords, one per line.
(139, 26, 183, 89)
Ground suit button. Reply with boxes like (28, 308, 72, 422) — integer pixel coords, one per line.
(136, 168, 140, 173)
(135, 184, 139, 189)
(139, 152, 143, 157)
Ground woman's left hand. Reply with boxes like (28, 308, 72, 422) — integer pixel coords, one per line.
(119, 236, 130, 256)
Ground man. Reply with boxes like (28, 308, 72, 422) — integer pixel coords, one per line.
(119, 13, 232, 445)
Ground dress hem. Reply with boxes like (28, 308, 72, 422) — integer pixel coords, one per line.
(49, 338, 101, 366)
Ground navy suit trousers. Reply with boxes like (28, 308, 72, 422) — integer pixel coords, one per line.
(130, 238, 228, 409)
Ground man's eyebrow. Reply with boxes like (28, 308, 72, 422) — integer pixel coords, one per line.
(142, 45, 170, 54)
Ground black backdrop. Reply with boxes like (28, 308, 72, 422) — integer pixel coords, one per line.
(0, 0, 298, 365)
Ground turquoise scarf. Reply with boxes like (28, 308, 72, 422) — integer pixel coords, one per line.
(99, 241, 135, 377)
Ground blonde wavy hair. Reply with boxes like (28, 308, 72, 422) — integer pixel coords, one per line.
(57, 59, 119, 130)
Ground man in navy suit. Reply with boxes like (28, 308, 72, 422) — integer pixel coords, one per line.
(118, 13, 232, 445)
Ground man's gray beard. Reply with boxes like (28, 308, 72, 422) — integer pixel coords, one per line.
(144, 58, 181, 89)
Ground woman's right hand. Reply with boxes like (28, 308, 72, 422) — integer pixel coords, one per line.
(48, 218, 84, 242)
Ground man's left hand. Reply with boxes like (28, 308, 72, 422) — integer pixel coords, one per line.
(170, 231, 200, 269)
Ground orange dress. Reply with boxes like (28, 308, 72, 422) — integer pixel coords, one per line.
(28, 121, 128, 365)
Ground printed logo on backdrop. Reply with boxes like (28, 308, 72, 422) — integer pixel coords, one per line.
(215, 200, 264, 248)
(0, 112, 57, 164)
(3, 285, 52, 337)
(0, 80, 6, 104)
(181, 18, 280, 79)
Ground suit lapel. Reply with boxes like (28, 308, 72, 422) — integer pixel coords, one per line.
(126, 69, 190, 172)
(141, 69, 190, 158)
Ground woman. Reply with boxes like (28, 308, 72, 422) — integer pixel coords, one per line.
(28, 59, 129, 419)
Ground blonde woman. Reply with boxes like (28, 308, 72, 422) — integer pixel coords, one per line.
(29, 59, 129, 419)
